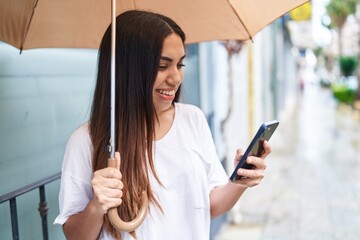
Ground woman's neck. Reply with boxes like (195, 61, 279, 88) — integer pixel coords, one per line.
(154, 104, 175, 140)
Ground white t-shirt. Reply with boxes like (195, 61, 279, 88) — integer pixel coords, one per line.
(54, 103, 228, 240)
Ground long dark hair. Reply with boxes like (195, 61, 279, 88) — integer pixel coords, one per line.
(89, 10, 185, 238)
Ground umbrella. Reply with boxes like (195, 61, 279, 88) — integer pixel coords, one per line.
(1, 0, 309, 50)
(0, 0, 310, 234)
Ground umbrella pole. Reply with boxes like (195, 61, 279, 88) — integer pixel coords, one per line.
(109, 0, 116, 160)
(107, 0, 148, 234)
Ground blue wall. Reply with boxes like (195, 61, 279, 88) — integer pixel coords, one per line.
(0, 42, 97, 239)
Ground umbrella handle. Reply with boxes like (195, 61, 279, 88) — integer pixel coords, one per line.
(107, 158, 149, 232)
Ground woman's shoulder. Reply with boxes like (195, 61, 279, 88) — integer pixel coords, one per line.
(175, 102, 203, 116)
(61, 122, 93, 185)
(67, 122, 91, 147)
(174, 102, 206, 124)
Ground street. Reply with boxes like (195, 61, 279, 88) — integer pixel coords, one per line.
(216, 83, 360, 240)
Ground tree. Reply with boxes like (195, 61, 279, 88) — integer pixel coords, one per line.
(325, 0, 357, 55)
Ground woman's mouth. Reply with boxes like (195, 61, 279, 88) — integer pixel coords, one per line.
(156, 89, 175, 96)
(155, 89, 176, 101)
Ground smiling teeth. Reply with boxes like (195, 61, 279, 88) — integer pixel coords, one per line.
(158, 90, 175, 96)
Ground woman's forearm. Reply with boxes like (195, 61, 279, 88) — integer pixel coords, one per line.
(63, 199, 105, 240)
(210, 181, 247, 218)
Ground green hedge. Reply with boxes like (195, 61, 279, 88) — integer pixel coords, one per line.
(339, 56, 358, 77)
(332, 82, 356, 104)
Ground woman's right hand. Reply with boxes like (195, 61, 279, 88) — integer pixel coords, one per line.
(91, 152, 123, 215)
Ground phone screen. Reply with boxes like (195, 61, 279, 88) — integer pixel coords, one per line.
(229, 120, 279, 182)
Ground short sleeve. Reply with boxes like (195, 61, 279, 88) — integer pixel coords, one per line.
(54, 124, 94, 225)
(195, 108, 228, 191)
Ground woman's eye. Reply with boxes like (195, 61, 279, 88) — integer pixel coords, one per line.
(158, 64, 185, 71)
(177, 64, 185, 69)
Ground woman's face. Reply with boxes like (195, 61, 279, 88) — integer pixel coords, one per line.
(153, 33, 185, 114)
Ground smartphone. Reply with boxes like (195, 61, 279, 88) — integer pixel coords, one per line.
(229, 120, 279, 182)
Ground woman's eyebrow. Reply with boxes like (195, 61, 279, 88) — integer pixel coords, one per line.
(160, 55, 186, 62)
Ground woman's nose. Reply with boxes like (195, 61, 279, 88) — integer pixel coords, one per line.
(167, 67, 182, 84)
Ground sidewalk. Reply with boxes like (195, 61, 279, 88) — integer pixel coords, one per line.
(215, 84, 360, 240)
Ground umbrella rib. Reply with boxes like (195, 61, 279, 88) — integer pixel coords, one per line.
(20, 0, 40, 53)
(130, 0, 136, 8)
(226, 0, 253, 42)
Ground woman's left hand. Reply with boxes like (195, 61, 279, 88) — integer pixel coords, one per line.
(233, 140, 271, 187)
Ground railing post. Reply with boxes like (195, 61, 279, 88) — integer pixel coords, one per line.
(9, 198, 19, 240)
(38, 185, 49, 240)
(0, 172, 61, 239)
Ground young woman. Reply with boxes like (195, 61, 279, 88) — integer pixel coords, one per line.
(54, 10, 271, 240)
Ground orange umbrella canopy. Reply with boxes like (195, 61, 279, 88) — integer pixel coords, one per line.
(0, 0, 308, 51)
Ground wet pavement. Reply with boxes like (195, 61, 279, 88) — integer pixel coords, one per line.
(215, 83, 360, 240)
